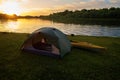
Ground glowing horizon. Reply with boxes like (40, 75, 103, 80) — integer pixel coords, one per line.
(0, 1, 22, 15)
(0, 0, 120, 16)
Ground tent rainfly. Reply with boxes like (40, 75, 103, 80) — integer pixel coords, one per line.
(21, 27, 71, 58)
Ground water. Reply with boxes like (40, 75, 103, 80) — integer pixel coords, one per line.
(0, 19, 120, 37)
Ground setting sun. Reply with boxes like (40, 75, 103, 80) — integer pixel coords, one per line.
(1, 1, 21, 15)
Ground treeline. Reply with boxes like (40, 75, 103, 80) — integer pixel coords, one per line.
(39, 7, 120, 26)
(0, 13, 17, 19)
(40, 7, 120, 19)
(18, 15, 39, 18)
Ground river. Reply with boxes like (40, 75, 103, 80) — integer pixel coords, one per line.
(0, 19, 120, 37)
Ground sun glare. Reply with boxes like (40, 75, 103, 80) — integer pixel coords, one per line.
(1, 1, 21, 15)
(5, 21, 19, 32)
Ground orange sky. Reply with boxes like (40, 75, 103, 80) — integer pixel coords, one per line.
(0, 0, 120, 16)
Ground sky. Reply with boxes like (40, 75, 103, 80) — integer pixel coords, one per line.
(0, 0, 120, 16)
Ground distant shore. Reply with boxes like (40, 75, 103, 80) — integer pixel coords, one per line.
(1, 7, 120, 26)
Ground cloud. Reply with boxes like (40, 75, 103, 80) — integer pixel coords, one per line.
(110, 0, 120, 3)
(62, 0, 120, 10)
(0, 0, 3, 4)
(21, 8, 53, 16)
(1, 0, 120, 16)
(21, 0, 120, 16)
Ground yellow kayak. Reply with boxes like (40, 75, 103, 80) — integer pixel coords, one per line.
(71, 42, 106, 52)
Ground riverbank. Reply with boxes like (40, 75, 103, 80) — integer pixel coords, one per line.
(44, 18, 120, 26)
(0, 32, 120, 80)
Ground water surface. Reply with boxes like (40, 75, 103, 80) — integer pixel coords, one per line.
(0, 19, 120, 37)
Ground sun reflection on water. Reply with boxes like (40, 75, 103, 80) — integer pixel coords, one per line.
(5, 21, 19, 32)
(0, 19, 120, 37)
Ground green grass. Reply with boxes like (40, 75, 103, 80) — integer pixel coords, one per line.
(0, 32, 120, 80)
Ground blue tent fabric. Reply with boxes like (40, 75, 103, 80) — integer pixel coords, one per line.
(21, 27, 71, 58)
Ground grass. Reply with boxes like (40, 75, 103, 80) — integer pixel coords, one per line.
(0, 32, 120, 80)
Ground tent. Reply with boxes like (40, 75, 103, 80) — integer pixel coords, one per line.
(21, 27, 71, 58)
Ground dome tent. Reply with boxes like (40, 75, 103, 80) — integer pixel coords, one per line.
(21, 27, 71, 58)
